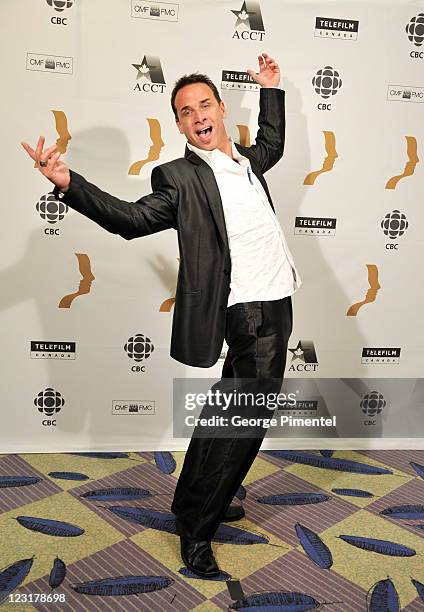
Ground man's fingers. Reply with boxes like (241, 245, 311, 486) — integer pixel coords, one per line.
(49, 150, 61, 166)
(40, 144, 58, 163)
(21, 142, 36, 160)
(35, 135, 45, 161)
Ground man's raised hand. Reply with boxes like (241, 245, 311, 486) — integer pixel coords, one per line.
(21, 136, 71, 192)
(247, 52, 281, 88)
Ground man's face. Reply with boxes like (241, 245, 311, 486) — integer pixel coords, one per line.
(174, 83, 227, 151)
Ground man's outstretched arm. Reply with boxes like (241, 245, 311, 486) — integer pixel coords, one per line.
(21, 136, 178, 240)
(246, 52, 286, 173)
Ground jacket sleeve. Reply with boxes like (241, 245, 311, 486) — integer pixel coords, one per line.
(54, 164, 178, 240)
(248, 88, 286, 174)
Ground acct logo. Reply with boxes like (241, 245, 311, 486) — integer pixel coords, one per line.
(26, 53, 73, 74)
(124, 333, 155, 372)
(132, 55, 166, 93)
(231, 1, 265, 41)
(312, 66, 342, 111)
(406, 13, 424, 59)
(288, 340, 318, 373)
(36, 193, 68, 233)
(381, 210, 408, 250)
(34, 388, 64, 427)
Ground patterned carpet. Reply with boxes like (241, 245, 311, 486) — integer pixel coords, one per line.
(1, 449, 424, 611)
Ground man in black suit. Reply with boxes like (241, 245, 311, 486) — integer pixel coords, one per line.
(22, 52, 300, 578)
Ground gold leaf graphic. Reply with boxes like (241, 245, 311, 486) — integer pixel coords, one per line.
(386, 136, 419, 190)
(59, 253, 95, 309)
(237, 124, 251, 148)
(128, 118, 164, 175)
(347, 264, 381, 317)
(304, 131, 338, 185)
(52, 110, 72, 153)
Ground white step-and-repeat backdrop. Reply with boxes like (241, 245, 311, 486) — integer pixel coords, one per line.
(1, 0, 423, 452)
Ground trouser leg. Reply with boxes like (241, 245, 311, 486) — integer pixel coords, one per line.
(172, 297, 292, 541)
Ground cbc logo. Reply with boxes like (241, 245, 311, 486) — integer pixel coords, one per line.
(34, 387, 64, 426)
(381, 209, 408, 250)
(37, 193, 68, 231)
(312, 66, 342, 110)
(46, 0, 74, 11)
(124, 333, 155, 372)
(47, 0, 74, 24)
(360, 391, 386, 425)
(406, 14, 424, 49)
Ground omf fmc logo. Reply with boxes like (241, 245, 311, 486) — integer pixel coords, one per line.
(46, 0, 74, 11)
(124, 333, 154, 372)
(360, 391, 386, 419)
(231, 1, 265, 41)
(387, 85, 424, 103)
(132, 56, 166, 93)
(381, 210, 409, 244)
(36, 193, 68, 228)
(314, 17, 359, 41)
(288, 340, 318, 373)
(34, 388, 64, 426)
(26, 53, 73, 74)
(131, 1, 179, 22)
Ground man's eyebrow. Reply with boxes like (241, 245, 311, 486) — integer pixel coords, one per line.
(179, 98, 212, 113)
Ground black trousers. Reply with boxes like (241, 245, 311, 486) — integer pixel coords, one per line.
(171, 297, 293, 541)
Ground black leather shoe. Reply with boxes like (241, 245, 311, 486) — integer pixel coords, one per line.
(222, 505, 245, 522)
(180, 537, 220, 578)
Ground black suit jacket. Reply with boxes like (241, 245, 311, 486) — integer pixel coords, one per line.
(56, 88, 285, 367)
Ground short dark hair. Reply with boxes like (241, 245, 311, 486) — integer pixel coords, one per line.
(171, 73, 221, 120)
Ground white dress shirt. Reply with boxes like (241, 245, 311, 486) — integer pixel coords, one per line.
(187, 140, 301, 307)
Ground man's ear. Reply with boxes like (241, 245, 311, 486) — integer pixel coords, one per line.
(175, 118, 184, 134)
(220, 101, 227, 119)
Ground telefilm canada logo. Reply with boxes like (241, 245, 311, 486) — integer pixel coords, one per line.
(131, 0, 179, 22)
(30, 342, 76, 360)
(231, 1, 265, 41)
(361, 348, 401, 365)
(288, 341, 318, 373)
(387, 85, 424, 103)
(34, 388, 64, 427)
(46, 0, 74, 26)
(132, 56, 166, 93)
(360, 391, 386, 426)
(294, 217, 337, 236)
(36, 193, 69, 234)
(381, 209, 408, 250)
(312, 66, 342, 110)
(221, 70, 260, 92)
(112, 400, 155, 415)
(278, 399, 318, 416)
(124, 333, 155, 372)
(314, 17, 359, 41)
(27, 53, 73, 74)
(406, 13, 424, 59)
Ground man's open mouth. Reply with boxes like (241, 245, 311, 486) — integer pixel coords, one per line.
(196, 127, 212, 136)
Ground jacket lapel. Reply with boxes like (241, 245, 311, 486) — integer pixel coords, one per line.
(185, 146, 230, 252)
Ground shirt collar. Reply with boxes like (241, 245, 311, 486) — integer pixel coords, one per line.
(186, 139, 249, 168)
